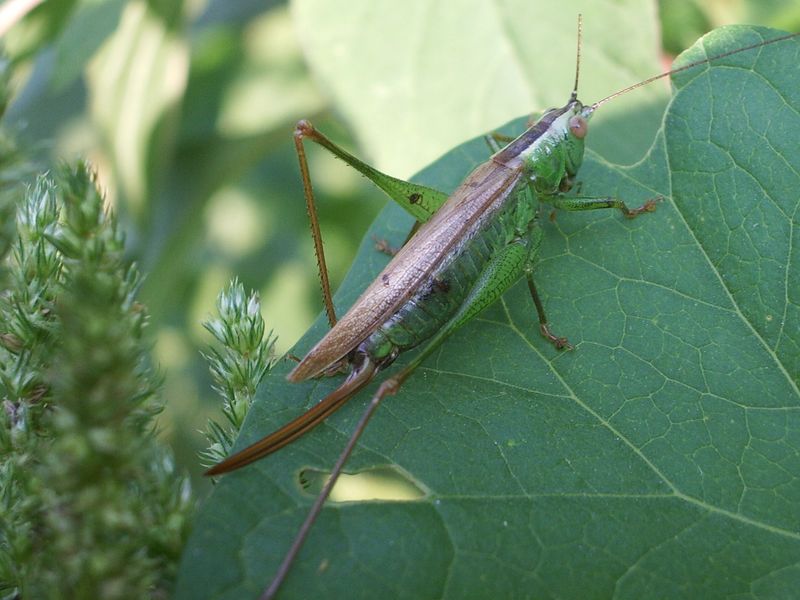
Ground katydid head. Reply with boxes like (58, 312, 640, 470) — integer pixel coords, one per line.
(561, 100, 593, 180)
(495, 15, 595, 178)
(502, 99, 594, 193)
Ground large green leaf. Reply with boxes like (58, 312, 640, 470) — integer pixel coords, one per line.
(176, 26, 800, 599)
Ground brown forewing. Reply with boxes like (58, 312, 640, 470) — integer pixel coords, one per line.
(289, 158, 525, 382)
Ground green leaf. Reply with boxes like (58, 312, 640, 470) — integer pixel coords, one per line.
(85, 0, 189, 218)
(176, 26, 800, 600)
(292, 0, 666, 175)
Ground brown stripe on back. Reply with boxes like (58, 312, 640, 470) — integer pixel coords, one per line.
(493, 104, 569, 163)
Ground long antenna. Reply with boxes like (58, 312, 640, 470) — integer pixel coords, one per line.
(571, 14, 583, 101)
(592, 30, 800, 109)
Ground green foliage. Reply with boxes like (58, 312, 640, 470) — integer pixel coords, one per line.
(177, 27, 800, 599)
(201, 280, 276, 469)
(0, 64, 32, 277)
(4, 0, 799, 598)
(6, 0, 380, 475)
(0, 165, 191, 598)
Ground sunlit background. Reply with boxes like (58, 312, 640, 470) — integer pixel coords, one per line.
(3, 0, 798, 491)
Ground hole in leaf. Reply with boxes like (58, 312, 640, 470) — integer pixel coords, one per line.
(298, 466, 425, 502)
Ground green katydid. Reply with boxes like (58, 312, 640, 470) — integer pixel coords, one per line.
(205, 19, 800, 600)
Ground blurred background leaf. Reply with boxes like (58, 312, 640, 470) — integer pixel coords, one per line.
(4, 0, 386, 483)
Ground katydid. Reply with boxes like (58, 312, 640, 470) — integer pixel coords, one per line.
(205, 19, 800, 600)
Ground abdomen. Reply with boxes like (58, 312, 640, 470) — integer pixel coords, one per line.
(362, 185, 534, 366)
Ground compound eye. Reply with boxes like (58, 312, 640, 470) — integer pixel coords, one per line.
(569, 115, 588, 139)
